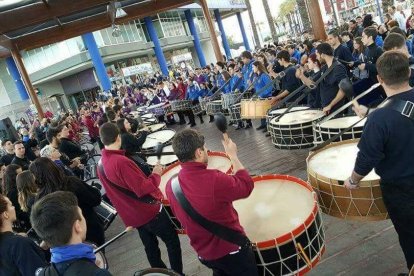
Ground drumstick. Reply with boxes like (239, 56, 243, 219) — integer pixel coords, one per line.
(94, 226, 134, 254)
(296, 243, 312, 268)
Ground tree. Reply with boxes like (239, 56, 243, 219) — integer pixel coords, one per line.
(245, 0, 261, 48)
(261, 0, 278, 43)
(278, 0, 296, 37)
(296, 0, 311, 32)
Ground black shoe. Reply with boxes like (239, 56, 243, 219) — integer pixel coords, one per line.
(244, 124, 251, 129)
(179, 121, 187, 125)
(200, 120, 204, 124)
(262, 128, 268, 133)
(187, 121, 192, 125)
(265, 133, 271, 137)
(209, 119, 214, 123)
(256, 125, 266, 130)
(190, 123, 196, 127)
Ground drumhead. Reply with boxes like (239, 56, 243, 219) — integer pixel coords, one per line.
(268, 106, 309, 116)
(308, 141, 379, 183)
(142, 130, 175, 150)
(141, 114, 154, 119)
(160, 152, 232, 197)
(142, 123, 166, 133)
(233, 177, 315, 242)
(148, 103, 165, 109)
(319, 116, 366, 129)
(95, 251, 108, 269)
(270, 109, 325, 126)
(147, 145, 178, 166)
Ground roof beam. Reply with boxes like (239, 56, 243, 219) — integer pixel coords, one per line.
(13, 0, 194, 50)
(0, 0, 111, 34)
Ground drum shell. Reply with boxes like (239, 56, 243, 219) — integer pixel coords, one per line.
(269, 121, 315, 150)
(206, 101, 223, 115)
(306, 139, 388, 220)
(247, 175, 325, 276)
(221, 93, 241, 110)
(313, 116, 365, 144)
(191, 104, 203, 115)
(134, 268, 181, 276)
(170, 100, 191, 111)
(241, 99, 272, 119)
(229, 103, 241, 122)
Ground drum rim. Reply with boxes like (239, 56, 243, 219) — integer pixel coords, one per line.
(249, 174, 319, 249)
(317, 115, 367, 129)
(135, 267, 181, 276)
(142, 129, 176, 150)
(306, 139, 380, 187)
(269, 109, 325, 127)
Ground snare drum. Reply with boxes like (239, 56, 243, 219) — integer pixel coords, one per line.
(234, 175, 325, 275)
(269, 109, 325, 149)
(147, 145, 178, 167)
(307, 139, 387, 220)
(140, 123, 166, 133)
(222, 93, 241, 110)
(191, 104, 203, 115)
(199, 97, 209, 111)
(141, 129, 176, 153)
(147, 103, 166, 116)
(313, 116, 366, 144)
(206, 100, 223, 115)
(229, 103, 242, 123)
(94, 201, 118, 230)
(241, 99, 272, 119)
(170, 100, 192, 111)
(134, 268, 180, 276)
(85, 242, 108, 269)
(160, 152, 233, 233)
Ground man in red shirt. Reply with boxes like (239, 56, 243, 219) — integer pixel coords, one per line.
(97, 123, 183, 275)
(166, 129, 257, 275)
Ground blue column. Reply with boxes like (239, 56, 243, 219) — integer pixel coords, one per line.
(236, 12, 251, 51)
(5, 57, 29, 100)
(82, 32, 111, 92)
(144, 16, 169, 76)
(185, 10, 207, 67)
(214, 9, 231, 59)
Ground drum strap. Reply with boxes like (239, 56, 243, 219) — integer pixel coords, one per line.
(382, 98, 414, 121)
(97, 161, 161, 205)
(171, 177, 251, 247)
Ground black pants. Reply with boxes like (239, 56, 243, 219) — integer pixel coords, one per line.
(381, 176, 414, 270)
(137, 207, 183, 275)
(199, 245, 258, 276)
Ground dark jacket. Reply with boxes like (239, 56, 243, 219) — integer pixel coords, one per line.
(120, 131, 148, 155)
(36, 259, 112, 276)
(364, 43, 384, 82)
(11, 156, 30, 171)
(0, 231, 47, 276)
(59, 138, 86, 161)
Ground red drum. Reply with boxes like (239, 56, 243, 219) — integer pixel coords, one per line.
(234, 175, 325, 275)
(160, 152, 233, 234)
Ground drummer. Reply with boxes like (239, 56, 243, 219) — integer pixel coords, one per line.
(296, 43, 348, 114)
(165, 129, 257, 275)
(344, 51, 414, 274)
(186, 78, 204, 127)
(252, 61, 274, 132)
(241, 51, 255, 129)
(228, 64, 244, 92)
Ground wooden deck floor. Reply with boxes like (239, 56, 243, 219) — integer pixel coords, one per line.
(103, 116, 406, 276)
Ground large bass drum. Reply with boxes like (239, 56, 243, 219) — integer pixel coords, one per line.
(307, 139, 388, 220)
(234, 174, 325, 275)
(269, 109, 325, 149)
(313, 116, 366, 144)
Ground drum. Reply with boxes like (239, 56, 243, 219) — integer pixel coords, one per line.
(141, 129, 176, 153)
(269, 109, 325, 149)
(241, 99, 272, 119)
(222, 93, 241, 110)
(147, 145, 178, 167)
(85, 178, 106, 196)
(141, 113, 156, 123)
(134, 268, 180, 276)
(229, 103, 242, 123)
(206, 100, 223, 115)
(140, 123, 166, 133)
(307, 139, 387, 220)
(94, 201, 118, 230)
(147, 103, 166, 116)
(234, 174, 325, 275)
(191, 104, 203, 115)
(170, 100, 192, 111)
(137, 106, 148, 114)
(266, 106, 310, 123)
(84, 242, 108, 269)
(160, 152, 233, 233)
(313, 116, 366, 144)
(199, 97, 209, 111)
(163, 104, 173, 115)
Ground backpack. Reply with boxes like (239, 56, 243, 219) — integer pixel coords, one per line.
(36, 259, 101, 276)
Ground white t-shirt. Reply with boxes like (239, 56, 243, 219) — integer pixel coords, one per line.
(394, 12, 407, 31)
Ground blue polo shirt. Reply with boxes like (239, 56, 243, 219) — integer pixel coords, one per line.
(242, 60, 254, 88)
(291, 49, 301, 63)
(230, 75, 244, 92)
(186, 85, 202, 100)
(254, 73, 273, 98)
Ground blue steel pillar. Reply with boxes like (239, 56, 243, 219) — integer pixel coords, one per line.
(144, 16, 169, 76)
(184, 10, 207, 67)
(236, 12, 251, 51)
(82, 33, 112, 92)
(5, 57, 29, 100)
(214, 9, 231, 59)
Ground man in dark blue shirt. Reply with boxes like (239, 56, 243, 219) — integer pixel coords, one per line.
(328, 30, 353, 66)
(345, 51, 414, 274)
(360, 27, 383, 83)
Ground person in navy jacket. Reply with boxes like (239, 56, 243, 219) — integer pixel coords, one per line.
(186, 78, 204, 126)
(253, 61, 273, 131)
(240, 51, 255, 129)
(228, 64, 244, 92)
(166, 129, 257, 276)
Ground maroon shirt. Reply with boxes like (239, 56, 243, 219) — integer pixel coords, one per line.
(165, 162, 254, 260)
(98, 149, 163, 227)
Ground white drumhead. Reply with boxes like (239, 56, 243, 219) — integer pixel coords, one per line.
(160, 154, 232, 197)
(269, 106, 309, 116)
(142, 123, 166, 133)
(212, 100, 221, 104)
(95, 251, 107, 269)
(271, 110, 325, 125)
(148, 103, 165, 109)
(141, 113, 154, 119)
(308, 141, 379, 184)
(147, 145, 178, 166)
(142, 130, 175, 150)
(319, 116, 366, 128)
(234, 179, 315, 242)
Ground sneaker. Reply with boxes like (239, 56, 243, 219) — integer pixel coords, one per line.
(179, 121, 187, 125)
(262, 128, 268, 133)
(256, 125, 266, 130)
(190, 123, 196, 127)
(265, 133, 271, 137)
(209, 119, 214, 123)
(200, 120, 204, 124)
